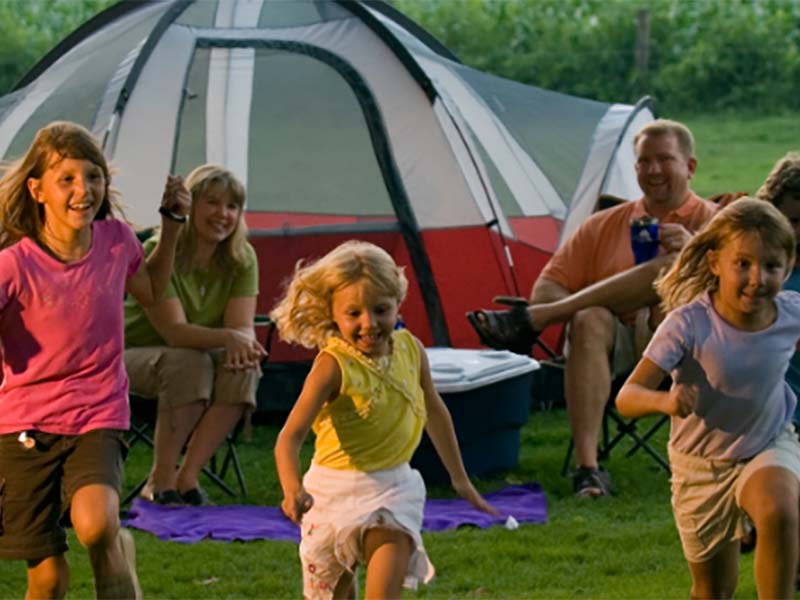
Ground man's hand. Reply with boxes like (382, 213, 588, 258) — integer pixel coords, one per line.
(659, 223, 692, 254)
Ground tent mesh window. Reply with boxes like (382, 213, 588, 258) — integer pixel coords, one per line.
(5, 7, 167, 160)
(174, 46, 396, 231)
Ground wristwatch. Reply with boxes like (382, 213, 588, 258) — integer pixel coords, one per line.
(158, 206, 187, 223)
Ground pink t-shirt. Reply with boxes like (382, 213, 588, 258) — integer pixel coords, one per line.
(0, 219, 143, 435)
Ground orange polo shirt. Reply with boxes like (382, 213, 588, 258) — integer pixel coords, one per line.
(540, 192, 717, 313)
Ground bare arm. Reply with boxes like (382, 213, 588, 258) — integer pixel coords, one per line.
(417, 339, 497, 515)
(616, 357, 697, 418)
(143, 295, 266, 370)
(126, 176, 191, 307)
(274, 352, 341, 523)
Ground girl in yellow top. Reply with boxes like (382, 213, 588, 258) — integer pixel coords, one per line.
(272, 240, 496, 599)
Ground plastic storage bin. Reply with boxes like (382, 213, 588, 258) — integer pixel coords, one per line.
(411, 348, 539, 484)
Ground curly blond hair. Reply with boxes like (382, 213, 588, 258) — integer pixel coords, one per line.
(270, 240, 408, 349)
(656, 198, 795, 312)
(756, 151, 800, 208)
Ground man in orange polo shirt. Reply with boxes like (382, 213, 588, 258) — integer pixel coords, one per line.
(469, 119, 717, 497)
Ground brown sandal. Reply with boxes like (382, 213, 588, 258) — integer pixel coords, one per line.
(465, 304, 539, 355)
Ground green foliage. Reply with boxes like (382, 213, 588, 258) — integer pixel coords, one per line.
(0, 0, 115, 94)
(396, 0, 800, 113)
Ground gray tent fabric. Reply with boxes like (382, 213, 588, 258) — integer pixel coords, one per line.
(0, 0, 653, 350)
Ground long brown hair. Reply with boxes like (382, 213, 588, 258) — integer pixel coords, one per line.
(656, 198, 795, 311)
(0, 121, 120, 249)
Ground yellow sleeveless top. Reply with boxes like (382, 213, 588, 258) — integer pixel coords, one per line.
(311, 329, 427, 471)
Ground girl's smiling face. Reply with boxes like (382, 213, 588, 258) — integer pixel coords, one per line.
(331, 278, 399, 358)
(27, 155, 106, 236)
(708, 230, 790, 330)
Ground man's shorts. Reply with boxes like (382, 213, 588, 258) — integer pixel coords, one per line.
(670, 424, 800, 563)
(125, 346, 260, 412)
(0, 429, 126, 561)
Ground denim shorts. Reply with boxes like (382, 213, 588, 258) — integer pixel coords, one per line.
(0, 428, 126, 561)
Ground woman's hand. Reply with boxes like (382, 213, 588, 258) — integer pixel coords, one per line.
(451, 475, 499, 516)
(281, 488, 314, 524)
(223, 329, 267, 370)
(664, 383, 698, 417)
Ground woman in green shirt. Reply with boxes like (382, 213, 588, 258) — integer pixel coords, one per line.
(124, 164, 265, 505)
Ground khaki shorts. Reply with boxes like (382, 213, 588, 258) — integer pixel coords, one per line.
(565, 307, 652, 378)
(670, 424, 800, 563)
(0, 429, 126, 561)
(124, 347, 260, 413)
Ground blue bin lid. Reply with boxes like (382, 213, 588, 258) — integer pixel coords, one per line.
(425, 348, 539, 393)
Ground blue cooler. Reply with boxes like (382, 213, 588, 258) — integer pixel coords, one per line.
(411, 348, 539, 484)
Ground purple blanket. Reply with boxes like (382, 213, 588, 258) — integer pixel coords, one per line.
(122, 483, 546, 544)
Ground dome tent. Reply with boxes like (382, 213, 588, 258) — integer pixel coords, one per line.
(0, 0, 653, 357)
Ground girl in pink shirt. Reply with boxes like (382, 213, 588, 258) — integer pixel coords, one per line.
(0, 121, 189, 599)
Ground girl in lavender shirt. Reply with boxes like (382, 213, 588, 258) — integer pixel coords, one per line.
(0, 121, 189, 599)
(618, 198, 800, 600)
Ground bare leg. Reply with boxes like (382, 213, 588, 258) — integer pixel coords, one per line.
(564, 307, 617, 469)
(363, 528, 413, 600)
(528, 256, 670, 330)
(148, 402, 206, 492)
(71, 484, 140, 599)
(739, 466, 799, 599)
(26, 555, 69, 600)
(687, 541, 739, 599)
(332, 569, 356, 600)
(176, 403, 246, 493)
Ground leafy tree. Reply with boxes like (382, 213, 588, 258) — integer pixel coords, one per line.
(0, 0, 114, 94)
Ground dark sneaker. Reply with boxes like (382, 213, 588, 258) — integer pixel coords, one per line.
(573, 466, 614, 498)
(180, 486, 213, 507)
(149, 489, 184, 506)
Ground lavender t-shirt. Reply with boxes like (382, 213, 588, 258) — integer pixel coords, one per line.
(0, 219, 143, 435)
(645, 290, 800, 460)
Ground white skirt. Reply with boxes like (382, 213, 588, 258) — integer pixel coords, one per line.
(299, 462, 435, 599)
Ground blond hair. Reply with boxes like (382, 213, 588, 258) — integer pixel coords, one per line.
(0, 121, 121, 249)
(656, 198, 795, 312)
(756, 151, 800, 208)
(175, 164, 249, 273)
(270, 240, 408, 349)
(633, 118, 695, 159)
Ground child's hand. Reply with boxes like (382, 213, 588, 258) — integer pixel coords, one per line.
(452, 476, 499, 516)
(281, 489, 314, 524)
(665, 383, 698, 417)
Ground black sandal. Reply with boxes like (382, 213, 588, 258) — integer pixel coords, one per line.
(465, 304, 539, 355)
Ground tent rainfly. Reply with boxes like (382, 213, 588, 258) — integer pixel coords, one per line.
(0, 0, 654, 358)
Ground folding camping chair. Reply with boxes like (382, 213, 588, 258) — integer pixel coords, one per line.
(122, 316, 276, 506)
(487, 295, 670, 476)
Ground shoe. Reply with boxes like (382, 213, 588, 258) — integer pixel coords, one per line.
(149, 489, 184, 506)
(118, 528, 143, 600)
(180, 486, 213, 507)
(573, 466, 614, 498)
(466, 305, 539, 355)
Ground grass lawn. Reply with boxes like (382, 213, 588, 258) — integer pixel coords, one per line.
(0, 410, 757, 599)
(678, 112, 800, 200)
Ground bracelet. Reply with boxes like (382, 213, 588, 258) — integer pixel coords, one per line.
(158, 206, 187, 223)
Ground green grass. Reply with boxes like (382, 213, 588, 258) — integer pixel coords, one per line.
(678, 112, 800, 200)
(0, 411, 757, 599)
